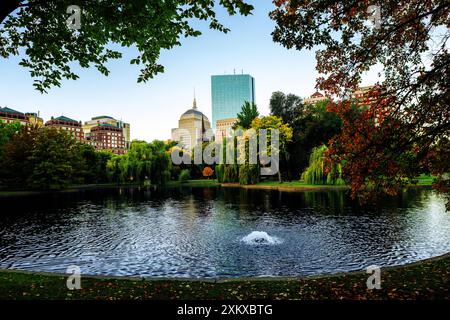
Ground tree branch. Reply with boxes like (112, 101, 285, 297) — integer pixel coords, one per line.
(0, 0, 21, 24)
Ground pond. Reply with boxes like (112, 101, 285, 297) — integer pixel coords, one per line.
(0, 186, 449, 278)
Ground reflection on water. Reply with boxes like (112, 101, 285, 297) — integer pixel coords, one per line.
(0, 187, 449, 278)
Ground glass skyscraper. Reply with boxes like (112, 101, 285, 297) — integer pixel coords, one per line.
(211, 74, 255, 129)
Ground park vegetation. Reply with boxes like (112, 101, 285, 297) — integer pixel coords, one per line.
(0, 123, 174, 189)
(271, 0, 449, 206)
(0, 1, 447, 205)
(0, 0, 253, 92)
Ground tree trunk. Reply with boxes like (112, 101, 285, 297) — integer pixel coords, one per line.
(0, 1, 21, 24)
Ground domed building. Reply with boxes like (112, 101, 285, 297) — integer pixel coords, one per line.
(171, 98, 211, 150)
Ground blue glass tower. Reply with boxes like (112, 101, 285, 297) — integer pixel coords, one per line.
(211, 74, 255, 129)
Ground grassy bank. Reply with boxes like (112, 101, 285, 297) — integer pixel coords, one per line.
(0, 175, 434, 197)
(221, 176, 435, 192)
(221, 181, 349, 192)
(0, 254, 448, 300)
(166, 179, 219, 188)
(0, 180, 220, 197)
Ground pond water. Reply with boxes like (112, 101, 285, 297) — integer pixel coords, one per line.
(0, 186, 449, 278)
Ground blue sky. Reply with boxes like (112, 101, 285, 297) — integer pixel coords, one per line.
(0, 1, 378, 141)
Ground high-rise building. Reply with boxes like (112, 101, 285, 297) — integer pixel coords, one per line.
(83, 115, 131, 149)
(89, 123, 126, 154)
(171, 98, 211, 150)
(45, 115, 84, 141)
(211, 74, 255, 130)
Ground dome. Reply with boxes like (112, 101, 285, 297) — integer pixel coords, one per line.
(180, 97, 210, 121)
(181, 108, 206, 119)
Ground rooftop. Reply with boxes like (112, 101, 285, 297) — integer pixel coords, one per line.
(54, 115, 79, 123)
(92, 115, 115, 120)
(98, 123, 118, 128)
(310, 91, 324, 98)
(0, 107, 25, 116)
(180, 97, 209, 120)
(181, 108, 207, 119)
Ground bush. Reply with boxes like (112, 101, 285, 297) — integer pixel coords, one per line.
(239, 164, 260, 185)
(223, 164, 239, 183)
(301, 145, 345, 185)
(179, 169, 191, 182)
(216, 164, 224, 183)
(161, 170, 171, 185)
(202, 166, 214, 179)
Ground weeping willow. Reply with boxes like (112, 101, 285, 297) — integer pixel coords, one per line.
(301, 145, 345, 185)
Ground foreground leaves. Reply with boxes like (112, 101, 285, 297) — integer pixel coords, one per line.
(0, 254, 448, 300)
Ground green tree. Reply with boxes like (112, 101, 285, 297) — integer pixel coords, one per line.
(106, 139, 172, 185)
(0, 0, 253, 92)
(78, 143, 112, 183)
(269, 91, 303, 125)
(269, 93, 342, 180)
(251, 116, 293, 183)
(234, 101, 260, 129)
(127, 140, 153, 182)
(27, 127, 84, 189)
(0, 121, 21, 159)
(301, 145, 345, 185)
(238, 164, 259, 185)
(219, 137, 239, 183)
(148, 140, 171, 185)
(1, 125, 84, 189)
(106, 154, 123, 183)
(215, 164, 225, 183)
(293, 100, 342, 171)
(0, 125, 35, 186)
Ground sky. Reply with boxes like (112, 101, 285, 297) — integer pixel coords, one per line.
(0, 0, 379, 142)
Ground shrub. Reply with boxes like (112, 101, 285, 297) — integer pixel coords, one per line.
(301, 145, 345, 185)
(239, 164, 260, 185)
(216, 164, 224, 183)
(202, 166, 214, 179)
(179, 169, 191, 182)
(223, 164, 239, 183)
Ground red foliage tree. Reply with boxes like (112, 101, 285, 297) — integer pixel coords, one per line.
(271, 0, 449, 207)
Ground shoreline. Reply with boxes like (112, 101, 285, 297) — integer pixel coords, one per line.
(1, 251, 449, 282)
(220, 182, 350, 192)
(1, 252, 448, 300)
(0, 180, 434, 197)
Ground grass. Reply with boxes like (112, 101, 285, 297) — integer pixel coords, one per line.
(0, 180, 219, 197)
(256, 181, 342, 188)
(0, 175, 436, 198)
(0, 254, 448, 300)
(219, 180, 349, 192)
(414, 174, 435, 186)
(244, 175, 436, 191)
(0, 183, 139, 198)
(165, 179, 219, 188)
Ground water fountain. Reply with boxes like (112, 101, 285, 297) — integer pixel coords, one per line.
(241, 231, 282, 245)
